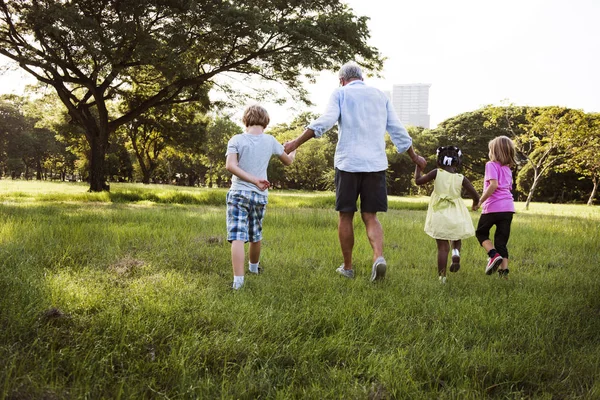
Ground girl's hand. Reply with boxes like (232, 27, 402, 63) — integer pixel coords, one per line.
(472, 202, 479, 211)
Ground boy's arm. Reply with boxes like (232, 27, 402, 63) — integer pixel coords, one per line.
(225, 153, 270, 190)
(279, 149, 296, 166)
(462, 177, 481, 211)
(414, 165, 437, 185)
(477, 179, 498, 208)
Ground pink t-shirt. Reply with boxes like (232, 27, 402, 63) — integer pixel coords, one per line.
(482, 161, 515, 214)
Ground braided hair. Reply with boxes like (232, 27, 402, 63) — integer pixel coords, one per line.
(436, 146, 463, 167)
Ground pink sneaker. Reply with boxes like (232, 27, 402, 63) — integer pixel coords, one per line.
(485, 253, 503, 275)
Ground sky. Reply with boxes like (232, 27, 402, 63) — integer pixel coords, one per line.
(1, 0, 598, 128)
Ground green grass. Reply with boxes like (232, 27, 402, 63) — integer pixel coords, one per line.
(1, 181, 599, 399)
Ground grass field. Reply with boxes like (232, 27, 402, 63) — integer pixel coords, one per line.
(1, 181, 599, 399)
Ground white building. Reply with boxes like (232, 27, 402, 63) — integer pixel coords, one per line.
(391, 83, 431, 129)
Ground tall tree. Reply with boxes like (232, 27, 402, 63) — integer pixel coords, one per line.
(200, 116, 240, 188)
(515, 107, 584, 210)
(555, 112, 600, 205)
(0, 0, 382, 191)
(122, 102, 206, 184)
(0, 96, 28, 177)
(24, 90, 86, 180)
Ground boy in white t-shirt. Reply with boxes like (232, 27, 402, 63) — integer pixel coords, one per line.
(225, 105, 296, 290)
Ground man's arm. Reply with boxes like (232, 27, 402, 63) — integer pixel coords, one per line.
(407, 146, 427, 170)
(284, 130, 314, 154)
(225, 154, 270, 190)
(284, 90, 341, 153)
(386, 100, 427, 170)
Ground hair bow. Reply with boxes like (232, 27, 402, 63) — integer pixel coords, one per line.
(443, 156, 453, 166)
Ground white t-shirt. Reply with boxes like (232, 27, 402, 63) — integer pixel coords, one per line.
(225, 133, 284, 194)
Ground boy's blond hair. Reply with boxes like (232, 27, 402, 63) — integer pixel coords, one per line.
(242, 105, 270, 129)
(489, 136, 516, 167)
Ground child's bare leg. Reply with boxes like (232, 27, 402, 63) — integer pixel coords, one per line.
(231, 240, 245, 288)
(436, 239, 450, 277)
(499, 258, 509, 270)
(248, 240, 261, 274)
(249, 241, 261, 264)
(451, 240, 461, 252)
(480, 239, 494, 253)
(450, 240, 461, 272)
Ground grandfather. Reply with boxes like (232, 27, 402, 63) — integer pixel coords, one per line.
(284, 62, 427, 282)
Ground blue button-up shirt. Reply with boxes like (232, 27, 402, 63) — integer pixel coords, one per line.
(308, 80, 413, 173)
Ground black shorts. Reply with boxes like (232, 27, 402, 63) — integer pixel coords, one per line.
(334, 168, 387, 213)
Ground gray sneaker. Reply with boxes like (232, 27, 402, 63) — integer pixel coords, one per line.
(371, 256, 387, 282)
(336, 265, 354, 278)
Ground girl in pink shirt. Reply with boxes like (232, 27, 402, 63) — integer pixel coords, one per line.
(475, 136, 517, 278)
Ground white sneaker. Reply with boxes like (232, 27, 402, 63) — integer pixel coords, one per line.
(439, 276, 447, 284)
(336, 265, 354, 278)
(370, 256, 387, 282)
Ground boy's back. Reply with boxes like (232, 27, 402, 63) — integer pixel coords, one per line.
(226, 132, 283, 194)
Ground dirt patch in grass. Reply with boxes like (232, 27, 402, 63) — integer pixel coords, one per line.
(109, 255, 145, 276)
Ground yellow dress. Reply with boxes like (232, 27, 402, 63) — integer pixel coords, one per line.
(424, 169, 475, 240)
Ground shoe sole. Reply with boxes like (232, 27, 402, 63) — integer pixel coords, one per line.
(371, 261, 387, 282)
(485, 257, 502, 275)
(450, 255, 460, 272)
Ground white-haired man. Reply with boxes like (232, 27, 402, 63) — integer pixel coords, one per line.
(284, 61, 427, 282)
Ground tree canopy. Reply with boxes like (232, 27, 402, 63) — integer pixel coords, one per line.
(0, 0, 383, 190)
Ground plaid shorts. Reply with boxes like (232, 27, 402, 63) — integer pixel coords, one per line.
(226, 190, 268, 243)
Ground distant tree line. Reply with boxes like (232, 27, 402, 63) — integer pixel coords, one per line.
(3, 1, 596, 205)
(1, 93, 598, 205)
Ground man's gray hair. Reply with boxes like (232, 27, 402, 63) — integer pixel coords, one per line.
(338, 62, 363, 80)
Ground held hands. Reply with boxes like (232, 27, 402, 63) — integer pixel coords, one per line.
(283, 140, 297, 154)
(412, 154, 427, 170)
(472, 201, 479, 212)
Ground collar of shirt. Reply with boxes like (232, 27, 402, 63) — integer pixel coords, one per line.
(345, 80, 364, 87)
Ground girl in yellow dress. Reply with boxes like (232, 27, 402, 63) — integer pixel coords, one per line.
(414, 146, 480, 283)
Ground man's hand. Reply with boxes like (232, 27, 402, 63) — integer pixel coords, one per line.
(283, 140, 298, 154)
(413, 155, 427, 170)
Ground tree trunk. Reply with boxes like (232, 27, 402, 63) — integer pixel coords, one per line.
(36, 160, 42, 180)
(525, 175, 541, 210)
(89, 135, 110, 192)
(588, 177, 598, 206)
